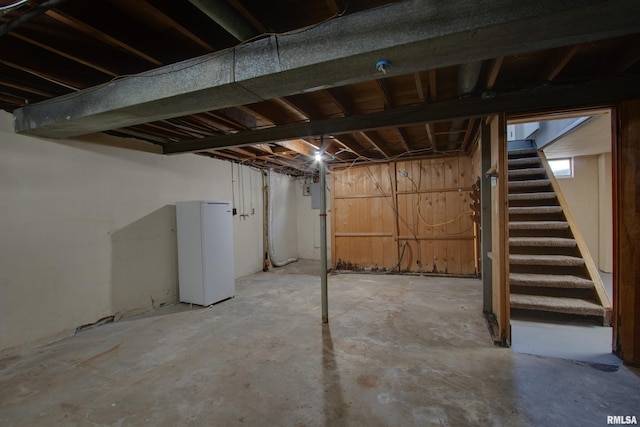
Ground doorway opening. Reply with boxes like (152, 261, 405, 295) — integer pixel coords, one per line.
(506, 108, 616, 366)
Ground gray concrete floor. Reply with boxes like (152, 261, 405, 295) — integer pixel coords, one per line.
(511, 271, 616, 365)
(1, 260, 638, 426)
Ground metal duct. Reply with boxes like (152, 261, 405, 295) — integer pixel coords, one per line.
(188, 0, 258, 42)
(267, 169, 298, 267)
(448, 61, 483, 143)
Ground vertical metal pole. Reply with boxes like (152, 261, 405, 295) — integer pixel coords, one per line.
(481, 121, 493, 313)
(319, 137, 329, 324)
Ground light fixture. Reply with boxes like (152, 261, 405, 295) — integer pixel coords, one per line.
(315, 151, 322, 162)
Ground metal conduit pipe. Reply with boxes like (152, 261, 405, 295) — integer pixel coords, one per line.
(267, 169, 298, 267)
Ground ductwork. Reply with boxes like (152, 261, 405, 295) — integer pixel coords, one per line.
(267, 169, 298, 267)
(448, 61, 483, 144)
(188, 0, 258, 42)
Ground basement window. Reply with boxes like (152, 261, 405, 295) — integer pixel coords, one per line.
(548, 158, 573, 178)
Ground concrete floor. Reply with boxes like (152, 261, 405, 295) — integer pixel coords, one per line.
(1, 260, 638, 426)
(511, 271, 616, 365)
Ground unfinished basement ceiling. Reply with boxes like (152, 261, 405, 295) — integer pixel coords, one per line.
(1, 0, 639, 175)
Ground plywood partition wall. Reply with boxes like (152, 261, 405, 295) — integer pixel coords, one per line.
(331, 157, 476, 275)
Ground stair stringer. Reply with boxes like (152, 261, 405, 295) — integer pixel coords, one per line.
(538, 150, 612, 325)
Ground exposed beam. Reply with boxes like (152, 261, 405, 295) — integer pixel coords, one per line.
(162, 75, 640, 154)
(188, 0, 258, 42)
(8, 32, 119, 77)
(0, 58, 80, 91)
(15, 0, 640, 138)
(45, 10, 163, 66)
(227, 147, 256, 157)
(224, 0, 268, 34)
(0, 0, 72, 37)
(462, 118, 479, 153)
(333, 134, 368, 158)
(425, 123, 436, 149)
(272, 97, 314, 122)
(123, 0, 215, 51)
(275, 139, 317, 158)
(414, 72, 427, 102)
(376, 78, 393, 109)
(486, 57, 504, 90)
(282, 94, 324, 120)
(395, 128, 411, 151)
(323, 87, 353, 116)
(359, 131, 392, 158)
(0, 79, 54, 97)
(428, 69, 438, 101)
(546, 44, 582, 82)
(324, 0, 342, 15)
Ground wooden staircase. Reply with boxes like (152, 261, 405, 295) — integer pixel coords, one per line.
(507, 141, 611, 325)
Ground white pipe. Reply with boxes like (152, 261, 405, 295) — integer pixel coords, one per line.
(268, 169, 298, 267)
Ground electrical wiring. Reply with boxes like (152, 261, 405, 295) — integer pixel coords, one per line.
(404, 167, 475, 234)
(417, 208, 474, 228)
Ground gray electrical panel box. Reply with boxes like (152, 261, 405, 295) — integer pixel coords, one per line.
(311, 183, 322, 209)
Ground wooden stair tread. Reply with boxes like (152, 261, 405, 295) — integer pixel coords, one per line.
(509, 221, 569, 230)
(509, 192, 556, 201)
(508, 168, 547, 178)
(508, 148, 538, 158)
(510, 294, 604, 317)
(509, 254, 585, 266)
(510, 273, 593, 289)
(508, 157, 541, 167)
(509, 206, 563, 214)
(509, 237, 577, 247)
(509, 179, 552, 189)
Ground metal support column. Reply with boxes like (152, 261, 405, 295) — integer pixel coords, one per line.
(481, 121, 493, 313)
(319, 137, 328, 324)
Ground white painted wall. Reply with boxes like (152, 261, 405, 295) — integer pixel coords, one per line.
(0, 111, 264, 354)
(296, 175, 331, 264)
(269, 171, 298, 264)
(555, 155, 600, 267)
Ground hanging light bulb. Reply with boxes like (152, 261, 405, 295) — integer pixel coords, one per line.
(315, 151, 322, 162)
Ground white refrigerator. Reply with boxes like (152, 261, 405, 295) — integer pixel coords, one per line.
(176, 201, 235, 306)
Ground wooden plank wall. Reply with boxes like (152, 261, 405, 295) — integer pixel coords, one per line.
(614, 99, 640, 366)
(331, 157, 476, 275)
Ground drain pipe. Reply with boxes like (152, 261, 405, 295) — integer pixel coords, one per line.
(262, 170, 271, 271)
(267, 169, 298, 267)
